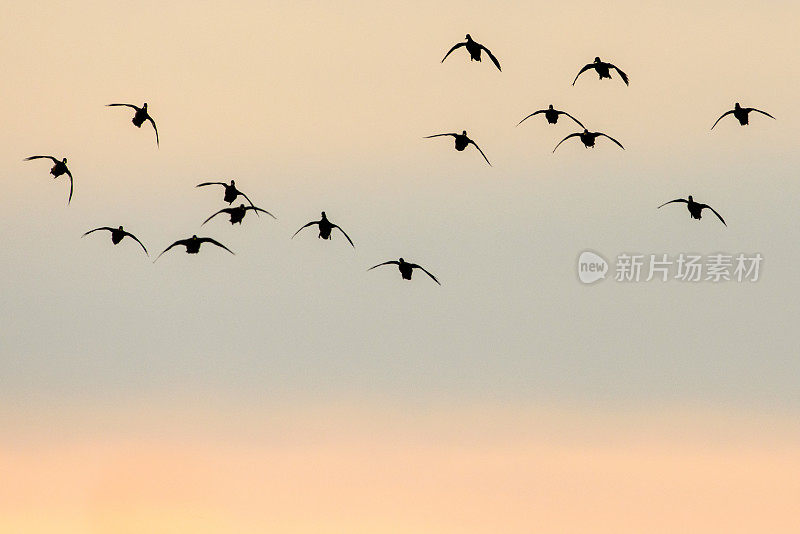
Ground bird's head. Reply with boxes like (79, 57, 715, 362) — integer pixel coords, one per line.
(594, 57, 601, 63)
(118, 225, 124, 231)
(465, 34, 472, 40)
(62, 158, 67, 163)
(688, 195, 693, 202)
(734, 102, 741, 109)
(191, 234, 198, 240)
(239, 204, 246, 209)
(548, 104, 554, 109)
(321, 211, 327, 219)
(143, 102, 148, 109)
(583, 128, 589, 134)
(461, 130, 467, 136)
(399, 257, 405, 264)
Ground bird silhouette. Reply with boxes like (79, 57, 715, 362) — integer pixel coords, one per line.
(196, 180, 256, 210)
(82, 226, 148, 255)
(553, 129, 624, 152)
(572, 57, 629, 86)
(657, 195, 726, 226)
(154, 235, 234, 262)
(202, 204, 276, 225)
(517, 104, 585, 128)
(424, 131, 491, 166)
(107, 102, 159, 146)
(292, 211, 354, 247)
(711, 102, 775, 129)
(441, 34, 501, 71)
(24, 155, 73, 203)
(368, 258, 441, 285)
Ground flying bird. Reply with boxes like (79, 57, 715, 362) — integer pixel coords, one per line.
(82, 226, 148, 255)
(517, 104, 585, 128)
(24, 155, 73, 204)
(711, 102, 775, 129)
(424, 131, 491, 166)
(572, 57, 629, 86)
(441, 34, 501, 71)
(368, 258, 441, 285)
(202, 204, 276, 226)
(553, 129, 624, 152)
(107, 102, 159, 146)
(291, 211, 354, 247)
(196, 180, 256, 209)
(154, 235, 234, 262)
(657, 195, 726, 226)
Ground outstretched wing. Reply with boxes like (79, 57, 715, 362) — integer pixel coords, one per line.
(82, 227, 114, 237)
(710, 110, 734, 130)
(597, 132, 625, 150)
(748, 108, 776, 121)
(699, 204, 727, 227)
(468, 140, 492, 166)
(196, 182, 227, 188)
(201, 208, 231, 226)
(572, 63, 595, 85)
(560, 111, 585, 129)
(291, 221, 318, 239)
(479, 44, 501, 71)
(610, 64, 629, 85)
(106, 103, 139, 110)
(146, 116, 159, 147)
(247, 206, 277, 220)
(122, 231, 149, 255)
(656, 199, 688, 209)
(516, 110, 545, 127)
(424, 133, 458, 139)
(154, 240, 188, 262)
(198, 237, 235, 255)
(552, 133, 581, 153)
(367, 260, 400, 271)
(64, 170, 73, 204)
(331, 224, 355, 248)
(410, 264, 441, 285)
(441, 42, 466, 63)
(24, 155, 59, 163)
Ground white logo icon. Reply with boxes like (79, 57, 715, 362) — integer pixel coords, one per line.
(578, 251, 608, 284)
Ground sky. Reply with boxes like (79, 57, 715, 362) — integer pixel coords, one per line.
(1, 1, 799, 532)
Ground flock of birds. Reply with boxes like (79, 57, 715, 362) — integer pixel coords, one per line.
(24, 34, 777, 284)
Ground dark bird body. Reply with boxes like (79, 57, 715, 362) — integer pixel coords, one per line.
(202, 204, 276, 225)
(154, 235, 234, 262)
(196, 180, 256, 208)
(573, 57, 629, 86)
(441, 34, 501, 71)
(82, 226, 148, 255)
(368, 258, 441, 285)
(553, 129, 624, 152)
(24, 155, 73, 203)
(657, 195, 726, 226)
(292, 211, 354, 247)
(711, 102, 775, 129)
(107, 102, 159, 146)
(424, 130, 491, 166)
(517, 104, 584, 128)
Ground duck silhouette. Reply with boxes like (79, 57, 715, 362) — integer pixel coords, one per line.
(107, 102, 159, 146)
(368, 258, 441, 285)
(202, 204, 276, 225)
(553, 129, 624, 152)
(292, 211, 354, 247)
(711, 103, 775, 129)
(441, 34, 501, 71)
(154, 235, 234, 262)
(424, 130, 491, 166)
(196, 180, 256, 209)
(517, 104, 585, 128)
(572, 57, 629, 86)
(657, 195, 726, 226)
(82, 226, 148, 255)
(24, 155, 73, 204)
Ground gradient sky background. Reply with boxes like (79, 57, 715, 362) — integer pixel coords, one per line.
(2, 1, 799, 532)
